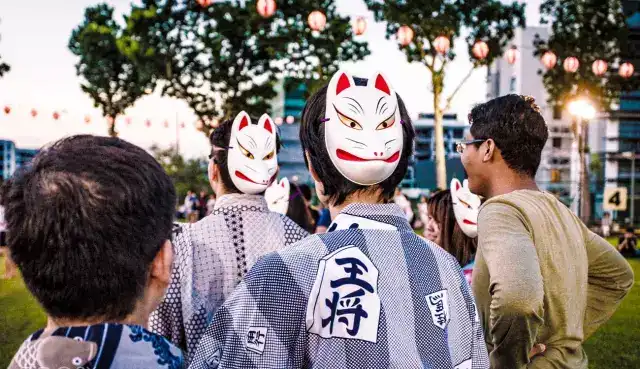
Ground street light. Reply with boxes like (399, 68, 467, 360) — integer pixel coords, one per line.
(568, 98, 596, 221)
(621, 151, 636, 225)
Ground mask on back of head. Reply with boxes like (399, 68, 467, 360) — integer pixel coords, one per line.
(265, 177, 290, 214)
(450, 178, 481, 238)
(324, 70, 404, 185)
(227, 111, 278, 194)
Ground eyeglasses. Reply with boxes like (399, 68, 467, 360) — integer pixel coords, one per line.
(455, 139, 486, 154)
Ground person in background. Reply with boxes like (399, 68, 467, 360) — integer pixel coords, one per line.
(198, 190, 208, 220)
(298, 183, 320, 226)
(0, 201, 17, 279)
(189, 70, 488, 368)
(416, 194, 429, 231)
(393, 187, 414, 223)
(287, 183, 316, 233)
(206, 193, 216, 216)
(460, 94, 633, 368)
(424, 179, 480, 285)
(149, 112, 308, 364)
(315, 205, 331, 233)
(184, 190, 195, 222)
(601, 211, 612, 237)
(5, 135, 182, 369)
(617, 227, 638, 257)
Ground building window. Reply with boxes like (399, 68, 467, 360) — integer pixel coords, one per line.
(552, 137, 562, 148)
(553, 105, 563, 120)
(509, 76, 516, 92)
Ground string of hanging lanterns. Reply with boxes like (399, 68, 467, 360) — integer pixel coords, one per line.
(539, 50, 633, 78)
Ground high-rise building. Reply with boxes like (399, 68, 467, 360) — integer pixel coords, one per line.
(0, 139, 39, 180)
(486, 26, 574, 205)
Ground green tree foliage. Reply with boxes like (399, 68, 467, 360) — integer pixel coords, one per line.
(69, 4, 153, 137)
(534, 0, 640, 111)
(364, 0, 525, 189)
(151, 144, 210, 204)
(120, 0, 369, 136)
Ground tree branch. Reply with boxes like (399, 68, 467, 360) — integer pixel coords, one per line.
(443, 65, 476, 112)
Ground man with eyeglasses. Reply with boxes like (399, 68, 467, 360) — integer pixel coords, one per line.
(458, 94, 633, 369)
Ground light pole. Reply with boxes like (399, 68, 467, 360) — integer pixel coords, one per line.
(621, 151, 636, 225)
(568, 99, 596, 221)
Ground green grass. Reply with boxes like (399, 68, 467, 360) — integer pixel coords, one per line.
(1, 247, 639, 368)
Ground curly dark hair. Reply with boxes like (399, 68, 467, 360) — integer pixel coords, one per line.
(469, 94, 549, 177)
(299, 78, 415, 206)
(427, 190, 476, 267)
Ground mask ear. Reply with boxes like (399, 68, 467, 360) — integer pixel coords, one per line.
(258, 113, 275, 136)
(281, 177, 290, 194)
(370, 71, 394, 96)
(450, 178, 462, 197)
(232, 111, 251, 133)
(327, 69, 356, 100)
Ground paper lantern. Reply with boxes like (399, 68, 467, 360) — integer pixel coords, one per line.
(505, 47, 519, 65)
(397, 26, 414, 46)
(620, 62, 635, 78)
(353, 17, 367, 36)
(197, 0, 213, 7)
(3, 106, 10, 115)
(53, 112, 60, 120)
(591, 60, 608, 76)
(256, 0, 276, 18)
(164, 120, 170, 128)
(180, 122, 186, 129)
(125, 117, 132, 125)
(84, 115, 91, 124)
(563, 57, 579, 73)
(30, 109, 38, 118)
(275, 117, 283, 125)
(286, 115, 295, 124)
(145, 119, 152, 128)
(472, 41, 489, 60)
(308, 10, 326, 31)
(541, 51, 557, 69)
(433, 36, 450, 55)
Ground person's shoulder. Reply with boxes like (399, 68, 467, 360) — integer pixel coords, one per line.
(412, 233, 462, 268)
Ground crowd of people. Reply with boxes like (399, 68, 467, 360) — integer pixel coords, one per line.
(0, 70, 635, 369)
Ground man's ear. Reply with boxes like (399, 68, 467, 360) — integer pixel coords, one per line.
(483, 139, 498, 163)
(150, 240, 173, 286)
(305, 151, 321, 183)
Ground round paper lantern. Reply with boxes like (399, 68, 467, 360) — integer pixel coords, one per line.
(472, 41, 489, 60)
(397, 26, 414, 46)
(433, 36, 450, 55)
(180, 122, 186, 129)
(563, 57, 579, 73)
(53, 112, 60, 120)
(275, 117, 283, 125)
(30, 109, 38, 118)
(620, 62, 635, 78)
(145, 119, 152, 128)
(308, 10, 326, 31)
(505, 47, 519, 65)
(124, 117, 131, 125)
(163, 120, 170, 128)
(353, 16, 367, 36)
(541, 51, 557, 69)
(3, 106, 10, 115)
(286, 115, 295, 124)
(84, 115, 91, 124)
(591, 60, 608, 76)
(256, 0, 276, 18)
(197, 0, 213, 7)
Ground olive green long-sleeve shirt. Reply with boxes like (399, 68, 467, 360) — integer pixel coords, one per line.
(472, 190, 634, 369)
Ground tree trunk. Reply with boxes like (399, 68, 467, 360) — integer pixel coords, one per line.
(107, 115, 118, 137)
(580, 120, 591, 223)
(433, 73, 447, 190)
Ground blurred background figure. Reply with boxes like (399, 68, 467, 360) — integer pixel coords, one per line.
(601, 212, 612, 237)
(425, 190, 477, 284)
(417, 195, 429, 231)
(393, 187, 414, 223)
(206, 194, 216, 216)
(0, 201, 17, 279)
(197, 190, 208, 220)
(618, 227, 638, 258)
(315, 203, 331, 233)
(298, 184, 320, 227)
(287, 183, 316, 234)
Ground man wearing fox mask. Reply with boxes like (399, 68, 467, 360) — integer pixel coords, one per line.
(149, 112, 308, 363)
(189, 71, 489, 369)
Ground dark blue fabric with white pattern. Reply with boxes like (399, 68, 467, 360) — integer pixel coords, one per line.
(189, 203, 488, 369)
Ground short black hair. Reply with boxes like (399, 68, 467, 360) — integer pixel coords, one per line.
(2, 135, 176, 321)
(469, 94, 549, 178)
(300, 78, 415, 206)
(210, 117, 282, 194)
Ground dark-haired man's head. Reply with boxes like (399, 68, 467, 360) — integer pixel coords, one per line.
(300, 70, 415, 208)
(208, 112, 281, 197)
(2, 135, 176, 327)
(460, 94, 548, 198)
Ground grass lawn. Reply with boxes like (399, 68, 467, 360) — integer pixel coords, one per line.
(1, 246, 639, 367)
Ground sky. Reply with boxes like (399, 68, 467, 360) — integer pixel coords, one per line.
(0, 0, 541, 158)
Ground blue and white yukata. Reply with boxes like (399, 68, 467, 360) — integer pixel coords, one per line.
(149, 194, 309, 363)
(189, 203, 489, 369)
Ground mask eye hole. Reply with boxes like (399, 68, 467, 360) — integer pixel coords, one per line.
(459, 198, 472, 209)
(237, 141, 254, 159)
(335, 108, 363, 130)
(263, 150, 275, 160)
(376, 113, 396, 130)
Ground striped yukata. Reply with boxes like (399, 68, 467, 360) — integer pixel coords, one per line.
(149, 194, 309, 363)
(189, 203, 489, 369)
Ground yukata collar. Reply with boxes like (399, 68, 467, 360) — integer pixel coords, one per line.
(327, 203, 414, 233)
(214, 193, 269, 212)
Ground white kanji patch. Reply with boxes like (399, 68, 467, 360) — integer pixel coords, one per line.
(472, 301, 479, 323)
(426, 289, 450, 329)
(306, 245, 381, 343)
(455, 358, 472, 369)
(246, 327, 268, 354)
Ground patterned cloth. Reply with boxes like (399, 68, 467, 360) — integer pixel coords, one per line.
(8, 323, 183, 369)
(149, 194, 308, 363)
(189, 203, 489, 369)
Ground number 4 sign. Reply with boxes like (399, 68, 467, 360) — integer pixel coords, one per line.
(603, 187, 628, 211)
